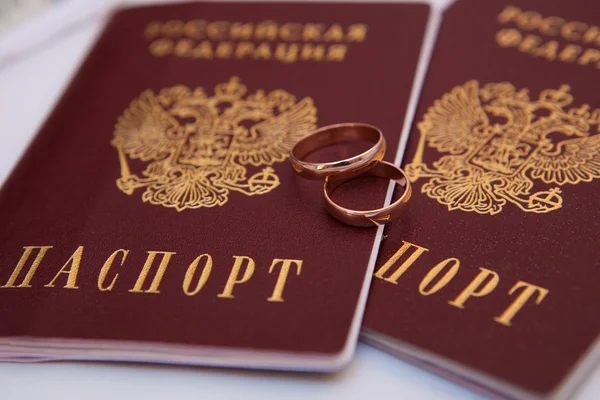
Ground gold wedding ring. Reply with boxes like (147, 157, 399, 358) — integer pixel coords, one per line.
(290, 123, 386, 180)
(324, 161, 412, 227)
(290, 123, 411, 227)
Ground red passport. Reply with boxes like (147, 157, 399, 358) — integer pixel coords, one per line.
(363, 0, 600, 397)
(0, 2, 430, 370)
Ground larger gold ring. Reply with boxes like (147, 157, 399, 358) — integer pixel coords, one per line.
(290, 123, 386, 180)
(324, 161, 411, 227)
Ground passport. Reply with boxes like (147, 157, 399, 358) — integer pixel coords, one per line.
(0, 2, 430, 371)
(362, 0, 600, 397)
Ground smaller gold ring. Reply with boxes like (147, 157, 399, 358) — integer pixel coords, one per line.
(290, 123, 386, 180)
(324, 161, 412, 228)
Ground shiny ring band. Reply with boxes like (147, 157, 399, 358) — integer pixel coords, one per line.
(290, 123, 386, 180)
(324, 161, 411, 227)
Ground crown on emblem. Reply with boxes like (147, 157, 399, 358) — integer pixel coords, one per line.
(214, 76, 247, 99)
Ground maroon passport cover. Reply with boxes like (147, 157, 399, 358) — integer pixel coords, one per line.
(363, 0, 600, 397)
(0, 2, 429, 370)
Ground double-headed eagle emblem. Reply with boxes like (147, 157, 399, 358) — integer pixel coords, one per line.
(406, 81, 600, 215)
(112, 77, 317, 211)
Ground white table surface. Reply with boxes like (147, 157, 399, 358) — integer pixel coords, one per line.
(0, 1, 599, 399)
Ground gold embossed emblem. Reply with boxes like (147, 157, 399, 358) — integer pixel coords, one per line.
(406, 81, 600, 215)
(111, 77, 317, 211)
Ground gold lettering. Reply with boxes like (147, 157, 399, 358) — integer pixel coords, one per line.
(448, 267, 499, 309)
(418, 258, 459, 296)
(324, 24, 344, 42)
(583, 26, 600, 45)
(347, 24, 368, 42)
(255, 21, 278, 41)
(174, 39, 194, 57)
(558, 44, 583, 62)
(517, 11, 542, 31)
(253, 42, 272, 59)
(163, 20, 184, 38)
(497, 6, 522, 24)
(300, 44, 325, 61)
(539, 16, 565, 36)
(518, 34, 542, 52)
(149, 39, 174, 57)
(275, 43, 299, 63)
(192, 40, 214, 59)
(145, 21, 162, 39)
(496, 29, 522, 48)
(230, 22, 254, 40)
(184, 20, 207, 39)
(267, 259, 303, 302)
(374, 241, 429, 284)
(326, 44, 347, 61)
(302, 24, 324, 41)
(183, 254, 213, 296)
(531, 40, 558, 60)
(207, 21, 230, 40)
(280, 23, 303, 41)
(494, 281, 549, 326)
(98, 249, 129, 292)
(218, 256, 255, 299)
(216, 42, 234, 59)
(562, 22, 588, 41)
(235, 42, 255, 59)
(578, 48, 600, 65)
(1, 246, 53, 288)
(44, 246, 84, 289)
(129, 251, 175, 294)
